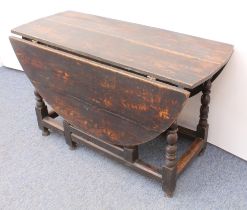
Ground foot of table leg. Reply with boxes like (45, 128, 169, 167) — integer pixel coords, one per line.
(34, 90, 50, 136)
(42, 127, 50, 136)
(162, 121, 178, 197)
(63, 120, 77, 150)
(197, 80, 211, 155)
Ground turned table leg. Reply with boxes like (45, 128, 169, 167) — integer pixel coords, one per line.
(162, 121, 178, 197)
(197, 80, 211, 154)
(34, 90, 50, 136)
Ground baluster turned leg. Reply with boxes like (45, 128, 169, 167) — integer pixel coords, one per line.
(197, 80, 211, 155)
(34, 90, 50, 136)
(162, 121, 178, 197)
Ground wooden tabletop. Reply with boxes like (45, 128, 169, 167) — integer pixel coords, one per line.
(12, 11, 233, 89)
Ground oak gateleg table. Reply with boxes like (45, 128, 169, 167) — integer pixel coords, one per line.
(10, 11, 233, 197)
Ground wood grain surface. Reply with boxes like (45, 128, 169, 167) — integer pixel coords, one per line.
(10, 37, 189, 146)
(11, 11, 233, 89)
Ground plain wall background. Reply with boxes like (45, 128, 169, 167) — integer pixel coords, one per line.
(0, 0, 247, 160)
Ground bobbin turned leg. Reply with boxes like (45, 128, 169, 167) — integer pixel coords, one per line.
(34, 90, 50, 136)
(63, 120, 77, 150)
(162, 121, 178, 197)
(197, 80, 211, 155)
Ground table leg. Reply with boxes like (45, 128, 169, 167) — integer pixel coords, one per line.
(162, 121, 178, 197)
(63, 120, 77, 150)
(197, 80, 211, 154)
(123, 146, 139, 163)
(34, 90, 50, 136)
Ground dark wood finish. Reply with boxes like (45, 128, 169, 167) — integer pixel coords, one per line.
(35, 109, 163, 181)
(70, 125, 125, 157)
(70, 129, 162, 180)
(32, 96, 205, 191)
(71, 133, 163, 180)
(178, 126, 197, 139)
(187, 65, 224, 97)
(31, 91, 224, 198)
(11, 11, 233, 89)
(48, 110, 59, 118)
(10, 37, 189, 146)
(63, 120, 76, 150)
(197, 80, 212, 153)
(42, 116, 64, 135)
(37, 108, 208, 190)
(10, 12, 233, 197)
(162, 121, 178, 197)
(123, 146, 139, 163)
(177, 138, 204, 175)
(34, 90, 50, 136)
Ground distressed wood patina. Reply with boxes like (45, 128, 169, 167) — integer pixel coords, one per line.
(10, 11, 233, 197)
